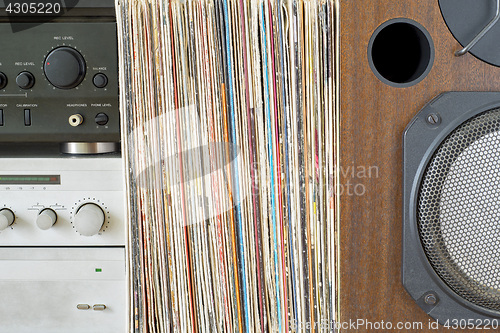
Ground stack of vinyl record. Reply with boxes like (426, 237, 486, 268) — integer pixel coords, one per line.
(116, 0, 338, 331)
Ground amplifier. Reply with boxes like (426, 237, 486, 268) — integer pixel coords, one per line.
(0, 156, 125, 245)
(0, 0, 119, 154)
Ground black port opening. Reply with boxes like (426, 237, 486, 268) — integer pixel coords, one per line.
(368, 19, 434, 87)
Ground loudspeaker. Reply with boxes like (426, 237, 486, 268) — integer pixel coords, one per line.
(341, 0, 500, 331)
(403, 92, 500, 324)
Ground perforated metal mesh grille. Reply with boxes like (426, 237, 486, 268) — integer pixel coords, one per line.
(418, 108, 500, 312)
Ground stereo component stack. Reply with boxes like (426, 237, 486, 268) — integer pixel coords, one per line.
(0, 1, 126, 332)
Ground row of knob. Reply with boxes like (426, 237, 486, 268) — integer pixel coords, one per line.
(44, 46, 108, 89)
(0, 71, 108, 90)
(0, 71, 35, 90)
(0, 203, 106, 236)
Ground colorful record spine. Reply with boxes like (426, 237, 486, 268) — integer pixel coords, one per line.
(116, 1, 339, 332)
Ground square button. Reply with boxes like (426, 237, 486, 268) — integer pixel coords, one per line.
(24, 109, 31, 126)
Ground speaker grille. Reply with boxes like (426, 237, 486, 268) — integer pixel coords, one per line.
(418, 108, 500, 312)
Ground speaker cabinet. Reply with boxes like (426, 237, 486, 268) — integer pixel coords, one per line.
(341, 0, 500, 331)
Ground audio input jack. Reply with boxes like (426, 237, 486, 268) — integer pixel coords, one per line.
(69, 114, 84, 127)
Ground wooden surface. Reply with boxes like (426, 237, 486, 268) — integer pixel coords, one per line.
(340, 1, 500, 332)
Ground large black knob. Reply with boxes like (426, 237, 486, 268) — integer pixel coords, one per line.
(44, 47, 86, 89)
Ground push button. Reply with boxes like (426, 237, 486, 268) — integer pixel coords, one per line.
(76, 304, 90, 310)
(24, 109, 31, 126)
(92, 304, 106, 311)
(0, 109, 3, 126)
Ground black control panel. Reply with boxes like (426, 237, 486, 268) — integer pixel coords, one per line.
(0, 21, 119, 143)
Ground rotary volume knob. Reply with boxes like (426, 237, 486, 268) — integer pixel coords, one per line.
(73, 203, 105, 236)
(16, 72, 35, 89)
(36, 208, 57, 230)
(0, 208, 15, 231)
(44, 47, 86, 89)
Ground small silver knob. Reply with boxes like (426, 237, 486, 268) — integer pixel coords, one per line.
(36, 208, 57, 230)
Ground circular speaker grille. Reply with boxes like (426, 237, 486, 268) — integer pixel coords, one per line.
(418, 108, 500, 312)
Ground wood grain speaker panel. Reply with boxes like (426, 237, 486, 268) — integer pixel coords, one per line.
(340, 0, 500, 331)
